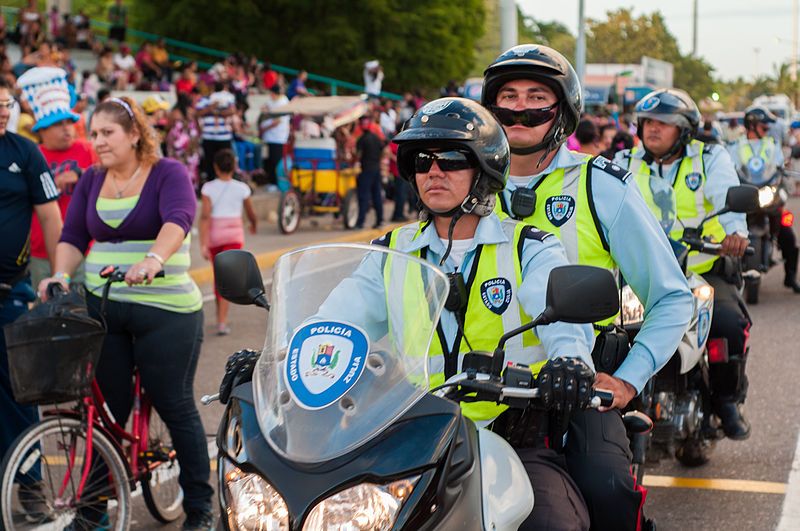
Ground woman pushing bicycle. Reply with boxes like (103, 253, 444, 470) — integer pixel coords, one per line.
(38, 96, 214, 531)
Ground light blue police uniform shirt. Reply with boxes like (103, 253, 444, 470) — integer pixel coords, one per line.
(317, 213, 596, 370)
(615, 142, 748, 235)
(499, 145, 693, 393)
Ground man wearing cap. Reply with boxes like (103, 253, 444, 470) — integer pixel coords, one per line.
(17, 66, 97, 289)
(482, 45, 692, 531)
(0, 75, 62, 514)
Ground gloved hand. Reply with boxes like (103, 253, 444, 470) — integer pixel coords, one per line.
(219, 349, 261, 404)
(537, 357, 594, 416)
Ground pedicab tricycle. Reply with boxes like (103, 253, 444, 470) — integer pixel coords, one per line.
(269, 96, 369, 234)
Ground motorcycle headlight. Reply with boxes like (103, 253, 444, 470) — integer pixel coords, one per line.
(222, 459, 289, 531)
(758, 186, 776, 207)
(303, 477, 419, 531)
(618, 285, 644, 326)
(693, 284, 714, 302)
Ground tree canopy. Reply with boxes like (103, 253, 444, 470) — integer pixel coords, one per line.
(132, 0, 485, 93)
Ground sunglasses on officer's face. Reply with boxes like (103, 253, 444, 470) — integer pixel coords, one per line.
(0, 98, 16, 110)
(414, 150, 478, 173)
(489, 104, 558, 128)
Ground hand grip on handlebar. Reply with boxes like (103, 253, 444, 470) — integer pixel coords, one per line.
(45, 282, 65, 299)
(590, 389, 614, 409)
(744, 246, 755, 256)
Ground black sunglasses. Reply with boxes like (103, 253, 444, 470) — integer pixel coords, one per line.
(489, 104, 558, 128)
(414, 150, 478, 173)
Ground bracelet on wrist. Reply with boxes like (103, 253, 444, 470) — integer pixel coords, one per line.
(54, 272, 71, 283)
(145, 251, 165, 265)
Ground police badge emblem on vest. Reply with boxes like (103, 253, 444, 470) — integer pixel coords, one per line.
(480, 278, 512, 315)
(544, 195, 576, 227)
(685, 172, 702, 192)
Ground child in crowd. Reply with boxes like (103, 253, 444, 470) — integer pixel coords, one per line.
(199, 149, 257, 335)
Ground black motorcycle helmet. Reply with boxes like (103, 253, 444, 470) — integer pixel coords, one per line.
(393, 97, 509, 218)
(482, 44, 582, 155)
(744, 104, 777, 133)
(634, 88, 701, 161)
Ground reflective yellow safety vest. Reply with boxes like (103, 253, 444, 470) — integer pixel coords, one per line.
(384, 218, 547, 422)
(627, 140, 727, 275)
(496, 154, 618, 326)
(737, 136, 777, 177)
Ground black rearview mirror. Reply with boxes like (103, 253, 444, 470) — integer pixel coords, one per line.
(724, 184, 760, 214)
(213, 250, 269, 309)
(543, 265, 619, 324)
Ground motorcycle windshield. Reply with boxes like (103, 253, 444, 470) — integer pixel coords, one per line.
(253, 243, 449, 463)
(643, 175, 678, 235)
(738, 163, 778, 187)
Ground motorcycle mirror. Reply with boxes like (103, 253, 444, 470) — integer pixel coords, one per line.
(542, 265, 620, 324)
(723, 184, 760, 214)
(213, 250, 270, 309)
(490, 266, 619, 377)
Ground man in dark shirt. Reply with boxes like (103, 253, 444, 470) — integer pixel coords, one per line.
(355, 115, 385, 229)
(0, 77, 62, 482)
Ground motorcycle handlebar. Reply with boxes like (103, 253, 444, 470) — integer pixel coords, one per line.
(682, 239, 755, 256)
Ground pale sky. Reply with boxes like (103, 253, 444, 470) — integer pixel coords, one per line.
(517, 0, 797, 81)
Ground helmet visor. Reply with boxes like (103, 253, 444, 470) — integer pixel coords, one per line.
(489, 104, 558, 128)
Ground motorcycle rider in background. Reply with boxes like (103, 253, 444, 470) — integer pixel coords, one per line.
(375, 97, 597, 530)
(483, 44, 692, 531)
(614, 89, 754, 441)
(730, 105, 800, 293)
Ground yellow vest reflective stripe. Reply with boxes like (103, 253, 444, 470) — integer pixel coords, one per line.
(628, 140, 727, 274)
(386, 220, 545, 422)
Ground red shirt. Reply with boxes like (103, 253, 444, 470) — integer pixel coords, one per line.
(31, 140, 97, 258)
(262, 70, 278, 90)
(176, 78, 195, 95)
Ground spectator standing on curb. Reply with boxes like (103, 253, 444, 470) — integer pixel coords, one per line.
(108, 0, 128, 43)
(354, 114, 385, 229)
(363, 60, 383, 97)
(197, 82, 235, 184)
(17, 67, 97, 289)
(199, 149, 257, 336)
(258, 85, 290, 190)
(0, 76, 62, 496)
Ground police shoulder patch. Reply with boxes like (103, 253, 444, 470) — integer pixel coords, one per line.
(521, 225, 552, 242)
(702, 143, 715, 154)
(591, 156, 631, 183)
(371, 231, 392, 247)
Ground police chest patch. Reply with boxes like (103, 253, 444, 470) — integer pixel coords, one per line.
(481, 278, 512, 315)
(544, 195, 575, 227)
(747, 157, 765, 174)
(685, 172, 702, 191)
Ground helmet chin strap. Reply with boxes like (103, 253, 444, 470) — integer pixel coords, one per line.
(645, 137, 685, 165)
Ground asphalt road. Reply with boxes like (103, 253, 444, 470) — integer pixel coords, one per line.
(127, 200, 800, 531)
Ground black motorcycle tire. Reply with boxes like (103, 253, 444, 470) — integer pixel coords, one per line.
(675, 436, 716, 467)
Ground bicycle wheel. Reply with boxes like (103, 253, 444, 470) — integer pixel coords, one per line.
(0, 416, 131, 531)
(141, 407, 184, 523)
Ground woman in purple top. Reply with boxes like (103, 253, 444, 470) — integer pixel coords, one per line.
(39, 97, 213, 530)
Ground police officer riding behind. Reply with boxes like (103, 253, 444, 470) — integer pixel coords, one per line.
(383, 97, 598, 530)
(483, 44, 693, 531)
(614, 88, 754, 441)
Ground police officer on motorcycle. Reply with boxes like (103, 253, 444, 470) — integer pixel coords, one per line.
(383, 96, 598, 530)
(731, 105, 800, 292)
(614, 88, 754, 441)
(483, 44, 693, 531)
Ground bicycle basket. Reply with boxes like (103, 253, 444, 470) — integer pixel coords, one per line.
(4, 286, 105, 405)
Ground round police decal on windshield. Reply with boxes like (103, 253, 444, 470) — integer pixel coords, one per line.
(285, 321, 369, 410)
(685, 172, 702, 191)
(421, 99, 453, 115)
(640, 96, 660, 111)
(481, 278, 513, 315)
(697, 308, 711, 347)
(747, 156, 765, 174)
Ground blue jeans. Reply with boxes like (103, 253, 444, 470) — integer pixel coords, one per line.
(0, 280, 39, 466)
(356, 169, 383, 227)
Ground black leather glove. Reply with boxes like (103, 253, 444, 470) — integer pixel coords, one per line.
(219, 349, 261, 404)
(537, 357, 594, 416)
